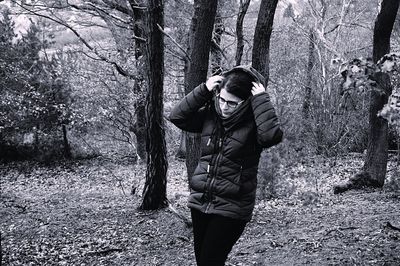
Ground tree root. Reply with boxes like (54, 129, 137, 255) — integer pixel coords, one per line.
(333, 171, 383, 194)
(168, 204, 192, 228)
(386, 221, 400, 231)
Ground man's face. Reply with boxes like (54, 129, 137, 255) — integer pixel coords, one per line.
(218, 88, 243, 118)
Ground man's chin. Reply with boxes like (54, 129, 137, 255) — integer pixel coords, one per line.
(221, 112, 231, 118)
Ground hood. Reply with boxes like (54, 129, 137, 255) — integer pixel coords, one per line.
(221, 65, 266, 86)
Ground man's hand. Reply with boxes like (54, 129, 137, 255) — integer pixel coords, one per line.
(205, 75, 224, 92)
(251, 82, 266, 96)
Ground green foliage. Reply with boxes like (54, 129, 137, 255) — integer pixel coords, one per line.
(340, 53, 400, 127)
(0, 7, 15, 44)
(0, 10, 72, 160)
(379, 89, 400, 127)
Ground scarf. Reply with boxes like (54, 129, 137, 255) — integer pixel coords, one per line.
(213, 96, 252, 132)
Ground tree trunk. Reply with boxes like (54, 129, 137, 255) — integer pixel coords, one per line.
(185, 0, 218, 180)
(176, 131, 186, 159)
(134, 103, 147, 160)
(302, 28, 315, 119)
(210, 0, 225, 75)
(176, 79, 187, 159)
(34, 124, 39, 156)
(140, 0, 168, 210)
(251, 0, 279, 84)
(363, 0, 400, 186)
(235, 0, 250, 66)
(334, 0, 399, 194)
(62, 124, 72, 159)
(102, 1, 147, 161)
(132, 1, 148, 161)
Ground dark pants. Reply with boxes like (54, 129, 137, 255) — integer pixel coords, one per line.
(190, 208, 247, 266)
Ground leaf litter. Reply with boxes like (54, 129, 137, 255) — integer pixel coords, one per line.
(1, 155, 399, 265)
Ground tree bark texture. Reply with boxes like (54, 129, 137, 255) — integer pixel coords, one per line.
(132, 104, 146, 160)
(176, 131, 186, 159)
(140, 0, 168, 210)
(132, 1, 148, 161)
(185, 0, 218, 180)
(210, 0, 225, 75)
(235, 0, 250, 66)
(363, 0, 400, 186)
(251, 0, 279, 84)
(302, 29, 316, 119)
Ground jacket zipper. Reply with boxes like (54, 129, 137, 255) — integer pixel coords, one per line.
(205, 177, 216, 213)
(205, 136, 224, 213)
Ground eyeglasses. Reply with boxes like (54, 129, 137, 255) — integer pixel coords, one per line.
(217, 94, 243, 109)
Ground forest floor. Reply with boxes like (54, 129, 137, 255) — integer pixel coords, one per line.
(1, 154, 399, 266)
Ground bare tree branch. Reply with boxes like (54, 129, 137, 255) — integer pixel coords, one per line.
(157, 23, 190, 61)
(13, 1, 144, 78)
(235, 0, 250, 66)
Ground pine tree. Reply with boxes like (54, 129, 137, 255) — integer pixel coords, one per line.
(0, 8, 17, 90)
(0, 7, 19, 143)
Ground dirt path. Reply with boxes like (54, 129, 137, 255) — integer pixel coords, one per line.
(1, 158, 399, 265)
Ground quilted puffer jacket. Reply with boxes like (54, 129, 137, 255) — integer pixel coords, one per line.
(169, 66, 283, 221)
